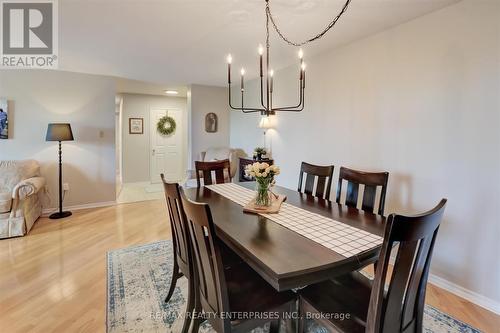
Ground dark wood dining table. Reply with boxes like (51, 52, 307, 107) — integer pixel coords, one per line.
(184, 182, 386, 292)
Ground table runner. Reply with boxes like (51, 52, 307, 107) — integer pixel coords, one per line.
(206, 183, 383, 257)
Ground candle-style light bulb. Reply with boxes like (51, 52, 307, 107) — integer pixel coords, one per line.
(270, 69, 274, 77)
(240, 68, 245, 76)
(301, 63, 306, 71)
(258, 44, 264, 55)
(298, 49, 304, 59)
(227, 54, 232, 64)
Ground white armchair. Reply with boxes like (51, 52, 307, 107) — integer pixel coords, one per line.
(0, 160, 45, 239)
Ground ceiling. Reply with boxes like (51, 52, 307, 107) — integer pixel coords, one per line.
(59, 0, 460, 88)
(115, 78, 188, 97)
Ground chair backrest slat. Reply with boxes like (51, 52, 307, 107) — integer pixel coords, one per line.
(180, 189, 231, 332)
(195, 159, 231, 188)
(215, 168, 225, 184)
(366, 199, 447, 333)
(298, 162, 334, 200)
(202, 170, 213, 185)
(345, 182, 359, 207)
(336, 166, 389, 215)
(402, 237, 433, 329)
(161, 175, 190, 273)
(362, 185, 377, 212)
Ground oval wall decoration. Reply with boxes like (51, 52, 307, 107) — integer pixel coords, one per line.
(205, 113, 218, 133)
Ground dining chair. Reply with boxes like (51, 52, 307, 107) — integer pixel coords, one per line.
(160, 174, 194, 333)
(180, 189, 297, 333)
(297, 162, 334, 200)
(336, 166, 389, 215)
(195, 159, 232, 187)
(297, 199, 447, 333)
(239, 157, 274, 182)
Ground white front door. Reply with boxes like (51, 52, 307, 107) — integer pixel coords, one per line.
(150, 108, 183, 183)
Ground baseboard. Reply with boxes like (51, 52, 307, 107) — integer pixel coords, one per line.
(428, 273, 500, 315)
(122, 181, 152, 186)
(388, 253, 500, 315)
(41, 201, 117, 216)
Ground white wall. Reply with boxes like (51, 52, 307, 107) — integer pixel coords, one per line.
(121, 93, 187, 183)
(189, 84, 230, 167)
(230, 0, 500, 311)
(115, 96, 123, 193)
(0, 70, 116, 208)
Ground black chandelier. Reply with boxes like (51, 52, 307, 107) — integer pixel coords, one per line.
(227, 0, 351, 116)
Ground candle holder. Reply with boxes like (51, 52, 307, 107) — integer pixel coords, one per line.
(226, 1, 306, 117)
(225, 0, 351, 117)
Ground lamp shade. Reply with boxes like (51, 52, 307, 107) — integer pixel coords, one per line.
(46, 123, 74, 141)
(259, 116, 272, 129)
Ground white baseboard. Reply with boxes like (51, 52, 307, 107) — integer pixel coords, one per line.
(388, 253, 500, 315)
(428, 273, 500, 315)
(123, 181, 152, 186)
(41, 201, 116, 216)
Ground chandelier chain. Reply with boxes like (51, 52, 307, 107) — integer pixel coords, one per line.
(265, 0, 352, 47)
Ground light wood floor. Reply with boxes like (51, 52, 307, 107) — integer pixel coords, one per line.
(0, 200, 498, 333)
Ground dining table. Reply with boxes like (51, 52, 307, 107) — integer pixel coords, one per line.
(183, 182, 386, 292)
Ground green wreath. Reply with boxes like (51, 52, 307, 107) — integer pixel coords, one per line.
(157, 115, 176, 136)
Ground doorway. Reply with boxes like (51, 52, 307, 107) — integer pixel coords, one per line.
(150, 108, 184, 183)
(116, 92, 188, 204)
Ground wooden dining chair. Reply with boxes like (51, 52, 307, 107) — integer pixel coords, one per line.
(160, 175, 194, 333)
(195, 159, 232, 187)
(298, 199, 447, 333)
(336, 166, 389, 215)
(239, 157, 274, 182)
(180, 190, 297, 333)
(297, 162, 334, 200)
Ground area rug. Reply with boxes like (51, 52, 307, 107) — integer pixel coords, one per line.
(107, 241, 481, 333)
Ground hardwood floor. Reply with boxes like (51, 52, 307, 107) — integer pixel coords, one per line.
(0, 199, 498, 333)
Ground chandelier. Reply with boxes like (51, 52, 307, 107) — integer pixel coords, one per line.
(227, 0, 351, 116)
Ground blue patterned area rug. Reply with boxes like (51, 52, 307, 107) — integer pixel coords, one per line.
(107, 241, 481, 333)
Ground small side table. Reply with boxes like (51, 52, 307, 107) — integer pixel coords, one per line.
(239, 157, 274, 182)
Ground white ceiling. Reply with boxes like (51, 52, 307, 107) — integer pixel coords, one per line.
(60, 0, 459, 87)
(115, 77, 188, 97)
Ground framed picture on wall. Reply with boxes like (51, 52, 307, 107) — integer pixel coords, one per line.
(0, 98, 8, 139)
(205, 112, 218, 133)
(129, 118, 143, 134)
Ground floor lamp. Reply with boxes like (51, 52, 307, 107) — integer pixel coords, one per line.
(259, 116, 273, 154)
(46, 123, 74, 219)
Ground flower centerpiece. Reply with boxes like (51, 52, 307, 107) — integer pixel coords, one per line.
(245, 162, 280, 207)
(253, 147, 267, 160)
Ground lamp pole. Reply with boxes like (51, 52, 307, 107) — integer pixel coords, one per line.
(57, 141, 63, 215)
